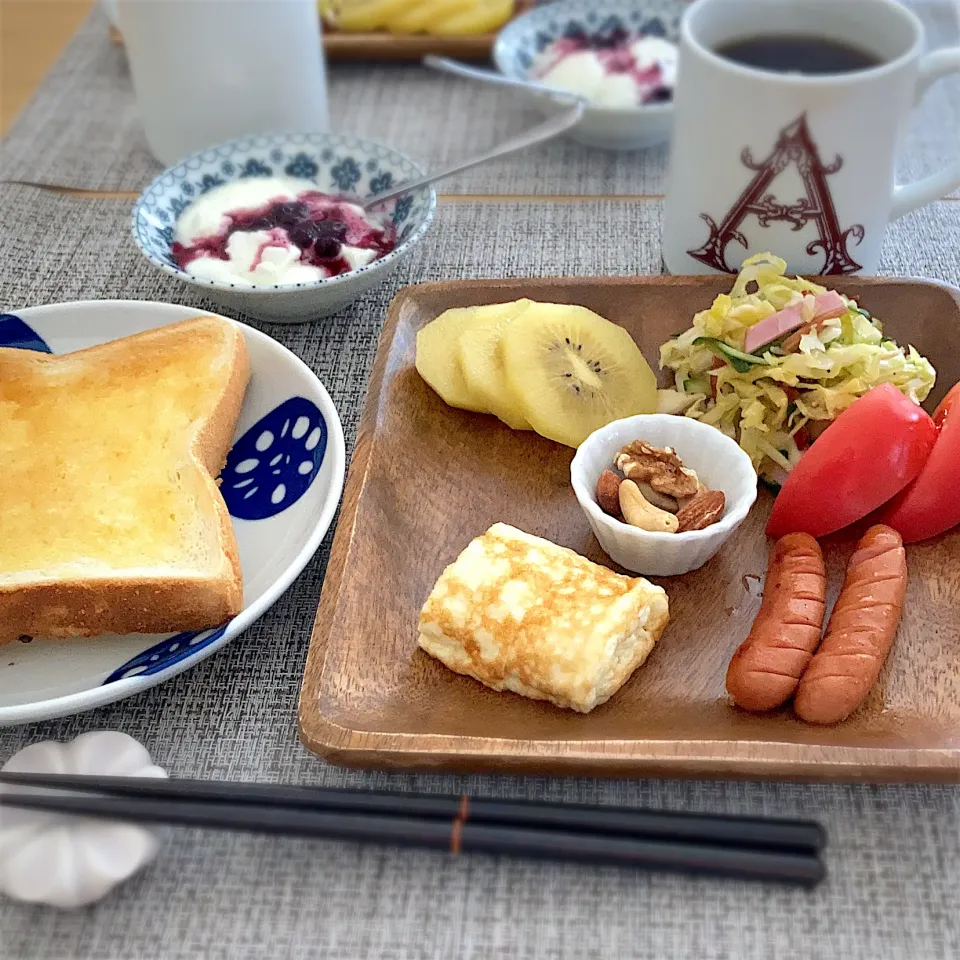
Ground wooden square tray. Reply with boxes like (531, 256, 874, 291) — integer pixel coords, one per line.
(298, 276, 960, 781)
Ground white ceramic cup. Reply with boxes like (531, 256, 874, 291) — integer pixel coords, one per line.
(117, 0, 330, 166)
(662, 0, 960, 277)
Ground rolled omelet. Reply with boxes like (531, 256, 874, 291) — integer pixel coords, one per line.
(418, 523, 669, 712)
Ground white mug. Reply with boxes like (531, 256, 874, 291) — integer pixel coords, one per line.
(117, 0, 330, 166)
(662, 0, 960, 276)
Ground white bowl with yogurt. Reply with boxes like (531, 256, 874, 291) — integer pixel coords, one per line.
(494, 0, 684, 151)
(132, 132, 436, 323)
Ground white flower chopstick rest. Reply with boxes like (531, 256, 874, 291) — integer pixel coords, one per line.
(0, 731, 167, 908)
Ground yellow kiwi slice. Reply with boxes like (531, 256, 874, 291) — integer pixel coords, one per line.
(500, 303, 658, 448)
(458, 299, 534, 430)
(415, 307, 487, 412)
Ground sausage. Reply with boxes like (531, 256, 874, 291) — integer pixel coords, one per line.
(725, 533, 827, 711)
(794, 525, 907, 725)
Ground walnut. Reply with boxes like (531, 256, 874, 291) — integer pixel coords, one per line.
(615, 440, 700, 512)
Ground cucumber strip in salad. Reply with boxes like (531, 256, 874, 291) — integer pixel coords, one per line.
(693, 337, 771, 373)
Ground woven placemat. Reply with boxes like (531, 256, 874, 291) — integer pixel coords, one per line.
(0, 183, 959, 959)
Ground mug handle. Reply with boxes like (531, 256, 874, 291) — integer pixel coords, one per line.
(890, 48, 960, 219)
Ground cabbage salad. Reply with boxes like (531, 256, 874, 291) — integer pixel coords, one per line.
(658, 253, 936, 484)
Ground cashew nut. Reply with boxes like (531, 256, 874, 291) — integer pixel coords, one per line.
(618, 480, 679, 533)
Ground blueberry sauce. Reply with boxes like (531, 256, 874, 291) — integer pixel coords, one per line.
(172, 190, 396, 279)
(536, 32, 675, 105)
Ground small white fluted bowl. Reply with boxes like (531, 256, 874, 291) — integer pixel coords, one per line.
(571, 415, 758, 577)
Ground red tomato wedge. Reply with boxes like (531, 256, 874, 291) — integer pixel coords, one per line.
(878, 381, 960, 543)
(767, 384, 937, 540)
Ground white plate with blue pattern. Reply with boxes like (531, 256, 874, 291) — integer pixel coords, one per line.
(0, 301, 345, 726)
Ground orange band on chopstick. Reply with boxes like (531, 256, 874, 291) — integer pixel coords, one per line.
(449, 796, 471, 852)
(449, 817, 463, 855)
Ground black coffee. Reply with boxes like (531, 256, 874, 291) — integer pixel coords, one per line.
(716, 35, 882, 75)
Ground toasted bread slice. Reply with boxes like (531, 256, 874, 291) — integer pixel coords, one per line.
(0, 316, 250, 642)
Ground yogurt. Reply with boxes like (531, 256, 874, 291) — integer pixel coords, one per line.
(533, 32, 678, 108)
(171, 176, 396, 286)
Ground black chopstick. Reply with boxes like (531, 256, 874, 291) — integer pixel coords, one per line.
(0, 790, 824, 886)
(0, 772, 825, 854)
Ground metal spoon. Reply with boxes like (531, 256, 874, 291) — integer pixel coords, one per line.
(361, 61, 584, 209)
(421, 55, 585, 104)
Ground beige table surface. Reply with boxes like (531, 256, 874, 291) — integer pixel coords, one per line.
(0, 0, 94, 136)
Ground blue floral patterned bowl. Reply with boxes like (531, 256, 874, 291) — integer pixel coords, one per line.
(493, 0, 684, 151)
(132, 132, 436, 323)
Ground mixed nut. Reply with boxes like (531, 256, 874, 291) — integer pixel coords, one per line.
(595, 440, 726, 534)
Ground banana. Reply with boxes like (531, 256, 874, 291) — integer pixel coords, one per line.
(332, 0, 414, 32)
(318, 0, 339, 27)
(428, 0, 515, 35)
(386, 0, 475, 34)
(323, 0, 515, 34)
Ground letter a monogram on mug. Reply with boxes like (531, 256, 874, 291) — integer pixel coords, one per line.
(662, 0, 960, 276)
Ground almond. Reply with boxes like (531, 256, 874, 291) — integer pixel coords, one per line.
(676, 489, 726, 532)
(595, 470, 623, 517)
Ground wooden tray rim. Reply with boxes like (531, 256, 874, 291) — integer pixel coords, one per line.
(298, 274, 960, 782)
